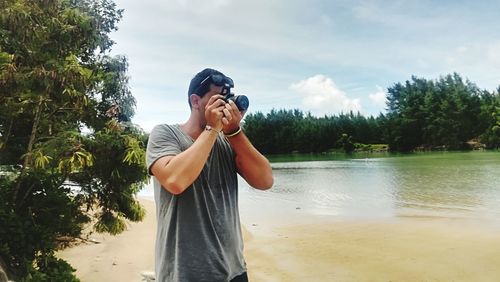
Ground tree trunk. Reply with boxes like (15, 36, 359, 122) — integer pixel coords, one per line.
(24, 95, 44, 167)
(13, 95, 45, 203)
(0, 117, 14, 150)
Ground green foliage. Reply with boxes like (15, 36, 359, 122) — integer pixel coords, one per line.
(338, 133, 355, 153)
(480, 102, 500, 149)
(354, 143, 389, 152)
(70, 122, 147, 231)
(244, 73, 499, 154)
(385, 73, 489, 151)
(22, 254, 79, 282)
(477, 87, 500, 149)
(244, 109, 383, 154)
(0, 171, 89, 279)
(94, 211, 127, 235)
(0, 0, 147, 280)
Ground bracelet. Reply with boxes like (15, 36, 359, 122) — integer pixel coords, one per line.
(205, 125, 219, 133)
(224, 127, 242, 138)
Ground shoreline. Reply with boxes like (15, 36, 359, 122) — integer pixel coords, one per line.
(58, 197, 500, 282)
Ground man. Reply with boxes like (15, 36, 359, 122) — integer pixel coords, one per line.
(146, 68, 273, 282)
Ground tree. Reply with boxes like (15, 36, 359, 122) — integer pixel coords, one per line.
(480, 87, 500, 149)
(0, 0, 148, 280)
(338, 133, 355, 153)
(385, 76, 428, 151)
(385, 73, 485, 151)
(245, 74, 497, 154)
(244, 109, 386, 154)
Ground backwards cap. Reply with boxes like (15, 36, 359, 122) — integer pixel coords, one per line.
(188, 68, 226, 97)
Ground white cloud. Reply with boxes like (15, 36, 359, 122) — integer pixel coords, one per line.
(109, 0, 500, 128)
(289, 75, 362, 116)
(369, 86, 386, 107)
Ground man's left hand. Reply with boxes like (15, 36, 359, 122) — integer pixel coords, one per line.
(222, 100, 245, 134)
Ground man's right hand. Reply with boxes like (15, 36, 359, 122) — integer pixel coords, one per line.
(205, 95, 231, 132)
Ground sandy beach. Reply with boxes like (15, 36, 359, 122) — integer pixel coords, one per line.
(58, 198, 500, 282)
(57, 200, 157, 282)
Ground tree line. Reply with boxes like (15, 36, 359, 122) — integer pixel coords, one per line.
(243, 73, 500, 154)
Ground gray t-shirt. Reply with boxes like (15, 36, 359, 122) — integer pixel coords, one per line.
(146, 124, 246, 282)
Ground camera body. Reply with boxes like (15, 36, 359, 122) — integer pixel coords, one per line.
(220, 83, 249, 111)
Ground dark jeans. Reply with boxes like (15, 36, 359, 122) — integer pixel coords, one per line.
(230, 272, 248, 282)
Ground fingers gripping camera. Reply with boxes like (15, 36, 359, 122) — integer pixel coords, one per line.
(221, 91, 249, 112)
(216, 77, 248, 111)
(195, 73, 249, 111)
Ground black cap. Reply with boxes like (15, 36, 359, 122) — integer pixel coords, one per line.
(188, 68, 226, 97)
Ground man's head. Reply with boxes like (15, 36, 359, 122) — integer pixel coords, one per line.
(187, 68, 233, 108)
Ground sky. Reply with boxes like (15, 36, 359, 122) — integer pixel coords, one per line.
(109, 0, 500, 132)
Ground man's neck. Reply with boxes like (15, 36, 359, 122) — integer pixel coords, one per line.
(180, 115, 205, 140)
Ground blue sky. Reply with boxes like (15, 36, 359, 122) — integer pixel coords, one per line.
(110, 0, 500, 132)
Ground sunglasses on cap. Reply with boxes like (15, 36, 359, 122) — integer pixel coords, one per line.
(194, 74, 234, 96)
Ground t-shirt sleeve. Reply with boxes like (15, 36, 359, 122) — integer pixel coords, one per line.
(146, 124, 181, 175)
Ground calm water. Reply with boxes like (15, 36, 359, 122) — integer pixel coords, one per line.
(140, 151, 500, 221)
(238, 151, 500, 221)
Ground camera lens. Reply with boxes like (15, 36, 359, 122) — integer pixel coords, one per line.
(233, 95, 249, 111)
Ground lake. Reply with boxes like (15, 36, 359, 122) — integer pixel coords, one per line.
(238, 151, 500, 222)
(141, 151, 500, 222)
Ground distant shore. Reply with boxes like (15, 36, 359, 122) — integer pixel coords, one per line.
(58, 197, 500, 282)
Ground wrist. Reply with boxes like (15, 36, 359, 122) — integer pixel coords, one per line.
(205, 125, 221, 134)
(224, 126, 242, 138)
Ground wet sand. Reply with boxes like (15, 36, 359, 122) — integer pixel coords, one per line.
(244, 216, 500, 282)
(58, 199, 500, 282)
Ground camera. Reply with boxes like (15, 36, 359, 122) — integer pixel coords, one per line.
(220, 83, 249, 111)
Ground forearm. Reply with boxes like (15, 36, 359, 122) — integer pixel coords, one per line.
(227, 131, 273, 190)
(155, 129, 219, 194)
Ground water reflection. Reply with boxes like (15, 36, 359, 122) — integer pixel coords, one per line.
(239, 151, 500, 221)
(385, 153, 500, 219)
